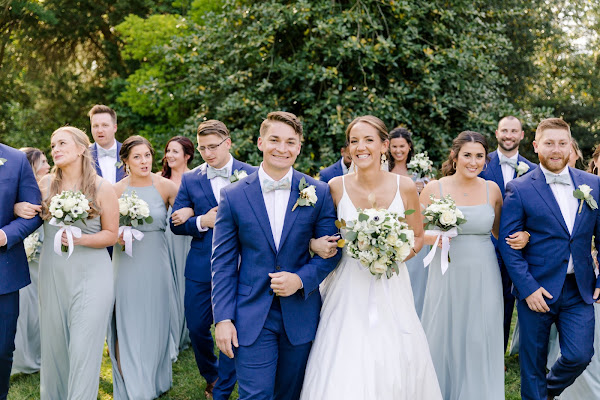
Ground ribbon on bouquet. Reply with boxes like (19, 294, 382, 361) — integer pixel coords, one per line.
(49, 218, 82, 259)
(118, 226, 144, 257)
(423, 227, 458, 275)
(367, 267, 411, 334)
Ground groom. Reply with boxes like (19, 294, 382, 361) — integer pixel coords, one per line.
(499, 118, 600, 400)
(0, 143, 42, 399)
(211, 111, 341, 400)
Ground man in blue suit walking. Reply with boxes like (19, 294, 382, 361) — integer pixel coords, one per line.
(480, 115, 537, 351)
(212, 111, 341, 400)
(170, 120, 256, 399)
(0, 143, 42, 399)
(318, 142, 352, 183)
(88, 104, 126, 184)
(499, 118, 600, 400)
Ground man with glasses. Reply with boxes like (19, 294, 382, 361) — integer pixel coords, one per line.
(170, 120, 256, 399)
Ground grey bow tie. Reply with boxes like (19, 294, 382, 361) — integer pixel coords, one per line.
(263, 178, 291, 193)
(207, 166, 229, 180)
(499, 157, 517, 168)
(544, 172, 571, 186)
(97, 146, 116, 159)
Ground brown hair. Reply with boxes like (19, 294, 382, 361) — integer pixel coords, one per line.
(197, 119, 230, 138)
(42, 127, 100, 220)
(387, 127, 413, 171)
(345, 115, 389, 144)
(119, 136, 155, 168)
(535, 118, 571, 141)
(260, 111, 303, 139)
(498, 115, 522, 130)
(587, 145, 600, 175)
(19, 147, 45, 180)
(441, 131, 489, 176)
(88, 104, 117, 125)
(160, 136, 195, 179)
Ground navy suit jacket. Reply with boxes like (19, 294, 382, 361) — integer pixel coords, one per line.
(90, 141, 126, 182)
(319, 158, 344, 183)
(499, 166, 600, 304)
(211, 169, 341, 346)
(0, 144, 43, 295)
(170, 158, 256, 282)
(479, 150, 537, 198)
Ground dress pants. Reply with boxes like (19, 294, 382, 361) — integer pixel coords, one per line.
(0, 291, 19, 400)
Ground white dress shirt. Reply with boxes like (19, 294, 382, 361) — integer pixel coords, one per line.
(541, 165, 577, 274)
(498, 150, 519, 188)
(97, 140, 118, 184)
(259, 165, 293, 250)
(340, 158, 349, 175)
(197, 155, 234, 232)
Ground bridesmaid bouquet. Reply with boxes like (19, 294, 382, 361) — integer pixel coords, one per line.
(337, 208, 415, 279)
(24, 231, 42, 262)
(407, 152, 434, 179)
(118, 192, 153, 256)
(48, 190, 91, 256)
(422, 195, 466, 274)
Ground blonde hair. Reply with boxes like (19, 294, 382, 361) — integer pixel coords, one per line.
(42, 126, 100, 220)
(259, 111, 303, 139)
(535, 118, 571, 141)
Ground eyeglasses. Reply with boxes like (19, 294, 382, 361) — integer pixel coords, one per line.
(197, 137, 228, 153)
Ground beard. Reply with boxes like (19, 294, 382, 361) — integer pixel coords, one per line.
(538, 152, 569, 173)
(498, 138, 521, 153)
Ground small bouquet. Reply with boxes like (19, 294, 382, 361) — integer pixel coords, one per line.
(422, 194, 466, 274)
(118, 192, 153, 256)
(407, 152, 434, 180)
(24, 232, 42, 262)
(48, 190, 91, 257)
(337, 208, 415, 279)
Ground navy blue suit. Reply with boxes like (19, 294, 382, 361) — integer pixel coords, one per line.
(479, 150, 537, 350)
(499, 166, 600, 399)
(318, 158, 344, 183)
(89, 142, 126, 183)
(211, 169, 340, 400)
(0, 144, 42, 398)
(170, 159, 255, 399)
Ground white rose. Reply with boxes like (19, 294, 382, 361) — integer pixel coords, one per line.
(455, 208, 464, 220)
(397, 242, 411, 261)
(63, 197, 77, 211)
(439, 210, 457, 226)
(580, 184, 593, 198)
(386, 232, 398, 246)
(118, 199, 128, 215)
(357, 239, 370, 251)
(302, 185, 317, 203)
(54, 209, 64, 218)
(139, 205, 150, 218)
(80, 199, 90, 211)
(371, 260, 387, 275)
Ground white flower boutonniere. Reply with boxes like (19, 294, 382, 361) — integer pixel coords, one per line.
(115, 160, 124, 169)
(574, 184, 598, 214)
(292, 177, 317, 211)
(229, 169, 248, 183)
(515, 161, 530, 177)
(0, 158, 6, 166)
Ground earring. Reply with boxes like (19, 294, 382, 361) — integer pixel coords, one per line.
(125, 164, 131, 176)
(452, 161, 456, 170)
(380, 153, 389, 171)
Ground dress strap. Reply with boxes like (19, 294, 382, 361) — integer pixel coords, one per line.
(342, 175, 347, 194)
(438, 181, 443, 197)
(396, 174, 401, 194)
(485, 180, 490, 205)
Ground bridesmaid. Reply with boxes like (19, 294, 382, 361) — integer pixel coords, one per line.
(11, 148, 50, 375)
(568, 138, 583, 169)
(38, 127, 118, 399)
(388, 127, 428, 317)
(157, 136, 194, 360)
(109, 135, 178, 399)
(420, 131, 505, 400)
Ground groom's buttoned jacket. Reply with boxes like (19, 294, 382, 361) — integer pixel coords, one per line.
(170, 159, 256, 283)
(211, 169, 341, 346)
(0, 144, 43, 295)
(499, 166, 600, 304)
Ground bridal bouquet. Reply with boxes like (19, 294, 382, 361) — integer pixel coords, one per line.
(422, 195, 466, 274)
(118, 192, 152, 256)
(48, 190, 91, 256)
(337, 208, 415, 279)
(407, 152, 434, 179)
(24, 232, 42, 262)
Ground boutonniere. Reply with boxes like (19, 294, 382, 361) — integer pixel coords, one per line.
(292, 177, 317, 211)
(574, 184, 598, 214)
(0, 158, 6, 167)
(229, 169, 248, 183)
(515, 161, 530, 177)
(115, 160, 124, 169)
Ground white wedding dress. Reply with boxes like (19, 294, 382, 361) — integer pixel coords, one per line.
(300, 176, 441, 400)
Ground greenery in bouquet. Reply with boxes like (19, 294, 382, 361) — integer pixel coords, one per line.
(118, 192, 153, 227)
(407, 152, 434, 180)
(423, 195, 466, 232)
(48, 190, 91, 252)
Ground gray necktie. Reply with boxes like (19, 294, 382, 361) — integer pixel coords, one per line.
(97, 146, 116, 159)
(544, 172, 571, 186)
(499, 157, 517, 169)
(263, 178, 291, 193)
(207, 166, 229, 180)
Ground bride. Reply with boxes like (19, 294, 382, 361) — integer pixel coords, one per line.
(300, 116, 441, 399)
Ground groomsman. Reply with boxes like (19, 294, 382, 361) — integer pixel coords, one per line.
(88, 104, 126, 183)
(0, 143, 42, 399)
(211, 111, 341, 400)
(499, 118, 600, 400)
(318, 142, 352, 183)
(170, 120, 255, 399)
(479, 115, 537, 351)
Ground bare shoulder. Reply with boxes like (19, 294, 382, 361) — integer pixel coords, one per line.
(420, 179, 440, 200)
(112, 178, 127, 198)
(483, 178, 502, 203)
(328, 175, 344, 204)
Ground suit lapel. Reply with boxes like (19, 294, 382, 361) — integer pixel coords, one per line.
(198, 165, 218, 208)
(115, 141, 126, 182)
(244, 173, 277, 253)
(278, 170, 302, 251)
(531, 167, 569, 234)
(90, 143, 102, 177)
(570, 168, 586, 237)
(489, 152, 505, 194)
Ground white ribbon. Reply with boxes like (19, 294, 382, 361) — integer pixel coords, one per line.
(423, 227, 458, 275)
(118, 226, 144, 257)
(49, 218, 82, 259)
